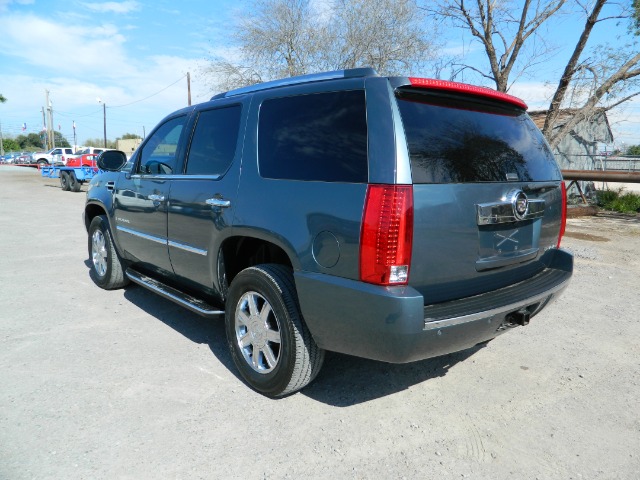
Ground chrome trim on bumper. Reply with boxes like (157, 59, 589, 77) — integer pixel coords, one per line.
(423, 274, 570, 331)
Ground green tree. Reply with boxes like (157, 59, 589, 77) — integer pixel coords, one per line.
(84, 137, 117, 149)
(2, 138, 19, 151)
(26, 133, 45, 149)
(15, 134, 28, 149)
(118, 133, 142, 140)
(53, 131, 71, 148)
(0, 94, 6, 103)
(627, 145, 640, 155)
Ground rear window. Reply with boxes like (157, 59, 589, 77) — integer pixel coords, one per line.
(396, 89, 561, 183)
(258, 90, 368, 183)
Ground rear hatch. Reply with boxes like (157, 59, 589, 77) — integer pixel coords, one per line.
(394, 81, 564, 305)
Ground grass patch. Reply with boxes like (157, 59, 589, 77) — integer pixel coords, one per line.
(596, 188, 640, 213)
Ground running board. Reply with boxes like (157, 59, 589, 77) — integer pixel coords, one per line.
(125, 269, 224, 318)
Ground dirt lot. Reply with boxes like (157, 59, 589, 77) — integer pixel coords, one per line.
(1, 166, 638, 480)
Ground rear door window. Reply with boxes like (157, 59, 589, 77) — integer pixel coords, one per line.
(185, 105, 241, 176)
(395, 89, 561, 183)
(258, 90, 368, 183)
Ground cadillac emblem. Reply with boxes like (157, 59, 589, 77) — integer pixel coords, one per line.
(511, 190, 529, 220)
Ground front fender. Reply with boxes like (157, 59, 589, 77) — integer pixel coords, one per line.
(84, 171, 121, 231)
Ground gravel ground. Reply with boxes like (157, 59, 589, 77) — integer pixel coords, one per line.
(1, 166, 639, 480)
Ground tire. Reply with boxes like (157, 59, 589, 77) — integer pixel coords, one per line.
(68, 171, 81, 192)
(60, 171, 70, 191)
(225, 264, 324, 397)
(37, 159, 48, 168)
(88, 215, 129, 290)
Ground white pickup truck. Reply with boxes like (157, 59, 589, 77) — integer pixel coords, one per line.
(33, 147, 75, 167)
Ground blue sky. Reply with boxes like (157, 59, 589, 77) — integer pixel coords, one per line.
(0, 0, 241, 146)
(1, 0, 638, 148)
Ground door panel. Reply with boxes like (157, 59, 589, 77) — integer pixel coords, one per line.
(113, 177, 173, 274)
(167, 104, 244, 294)
(112, 114, 189, 276)
(168, 176, 239, 292)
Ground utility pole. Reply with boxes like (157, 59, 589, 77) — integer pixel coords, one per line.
(102, 102, 107, 148)
(41, 107, 47, 149)
(187, 72, 192, 106)
(97, 98, 107, 147)
(0, 95, 4, 155)
(45, 90, 55, 149)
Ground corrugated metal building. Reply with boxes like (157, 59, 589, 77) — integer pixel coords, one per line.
(529, 109, 613, 170)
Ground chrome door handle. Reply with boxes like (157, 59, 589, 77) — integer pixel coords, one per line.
(148, 194, 165, 202)
(206, 198, 231, 208)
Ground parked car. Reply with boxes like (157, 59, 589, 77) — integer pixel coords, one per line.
(33, 147, 75, 167)
(15, 152, 34, 164)
(84, 68, 573, 397)
(1, 152, 17, 163)
(66, 147, 113, 161)
(65, 153, 99, 168)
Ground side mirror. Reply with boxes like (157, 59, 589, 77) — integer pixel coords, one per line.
(97, 150, 127, 172)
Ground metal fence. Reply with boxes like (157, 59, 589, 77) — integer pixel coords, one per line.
(557, 154, 640, 173)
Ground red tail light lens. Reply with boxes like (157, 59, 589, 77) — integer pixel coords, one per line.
(558, 181, 567, 248)
(360, 185, 413, 286)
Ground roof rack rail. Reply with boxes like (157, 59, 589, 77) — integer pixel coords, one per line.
(211, 67, 378, 100)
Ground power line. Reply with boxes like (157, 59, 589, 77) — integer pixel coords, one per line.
(41, 74, 189, 121)
(109, 74, 188, 108)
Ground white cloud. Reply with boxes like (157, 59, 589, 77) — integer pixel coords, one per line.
(82, 1, 140, 14)
(0, 13, 132, 77)
(509, 82, 556, 110)
(0, 10, 208, 143)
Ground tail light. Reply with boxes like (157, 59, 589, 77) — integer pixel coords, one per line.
(360, 185, 413, 286)
(557, 181, 567, 248)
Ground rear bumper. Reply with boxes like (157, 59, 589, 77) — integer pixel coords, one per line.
(295, 249, 573, 363)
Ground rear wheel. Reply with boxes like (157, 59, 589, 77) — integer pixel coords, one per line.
(225, 264, 324, 397)
(60, 171, 70, 191)
(68, 171, 81, 192)
(88, 215, 129, 289)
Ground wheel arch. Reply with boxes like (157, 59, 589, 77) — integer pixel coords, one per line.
(84, 202, 109, 232)
(219, 235, 296, 293)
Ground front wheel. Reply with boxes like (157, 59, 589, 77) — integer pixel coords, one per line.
(88, 215, 129, 289)
(225, 264, 324, 397)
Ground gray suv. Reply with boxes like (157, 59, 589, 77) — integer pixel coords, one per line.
(85, 68, 572, 397)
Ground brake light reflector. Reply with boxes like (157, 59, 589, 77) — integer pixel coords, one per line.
(558, 181, 567, 248)
(360, 185, 413, 286)
(408, 77, 528, 110)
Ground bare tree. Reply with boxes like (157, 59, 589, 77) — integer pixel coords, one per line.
(541, 0, 640, 148)
(430, 0, 640, 149)
(428, 0, 567, 92)
(326, 0, 436, 75)
(203, 0, 437, 92)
